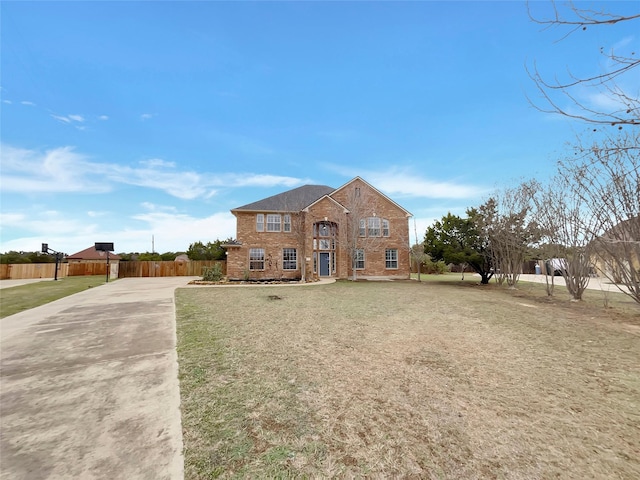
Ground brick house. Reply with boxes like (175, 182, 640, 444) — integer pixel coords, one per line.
(67, 245, 121, 278)
(67, 246, 121, 264)
(224, 177, 412, 281)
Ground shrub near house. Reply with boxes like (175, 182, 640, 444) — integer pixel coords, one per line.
(224, 177, 412, 281)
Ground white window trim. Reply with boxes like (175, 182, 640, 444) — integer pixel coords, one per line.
(283, 248, 297, 270)
(368, 217, 381, 237)
(385, 249, 398, 269)
(382, 219, 390, 237)
(355, 249, 365, 270)
(249, 248, 265, 270)
(256, 214, 264, 232)
(266, 214, 281, 232)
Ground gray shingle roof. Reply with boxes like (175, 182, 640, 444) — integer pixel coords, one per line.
(233, 184, 335, 212)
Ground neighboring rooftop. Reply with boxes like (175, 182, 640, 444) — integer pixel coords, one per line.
(233, 184, 335, 212)
(67, 246, 122, 261)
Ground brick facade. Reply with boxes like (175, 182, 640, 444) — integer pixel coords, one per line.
(225, 177, 411, 281)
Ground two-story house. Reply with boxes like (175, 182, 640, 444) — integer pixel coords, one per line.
(224, 177, 412, 281)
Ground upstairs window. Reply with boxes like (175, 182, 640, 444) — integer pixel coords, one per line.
(256, 214, 264, 232)
(382, 219, 390, 237)
(359, 217, 389, 237)
(367, 217, 381, 237)
(318, 223, 330, 236)
(283, 214, 291, 232)
(266, 214, 281, 232)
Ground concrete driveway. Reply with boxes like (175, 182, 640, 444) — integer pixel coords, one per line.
(518, 273, 632, 294)
(1, 277, 198, 480)
(0, 278, 55, 289)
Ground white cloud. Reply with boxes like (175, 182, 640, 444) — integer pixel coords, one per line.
(140, 202, 178, 213)
(0, 144, 110, 193)
(140, 113, 156, 121)
(0, 206, 236, 254)
(130, 211, 237, 250)
(0, 210, 102, 254)
(51, 113, 86, 125)
(0, 212, 26, 226)
(328, 164, 487, 199)
(3, 100, 12, 104)
(21, 101, 36, 106)
(226, 174, 307, 188)
(368, 170, 487, 199)
(0, 143, 308, 199)
(107, 164, 212, 200)
(140, 158, 176, 168)
(98, 115, 109, 121)
(51, 114, 71, 123)
(87, 211, 109, 218)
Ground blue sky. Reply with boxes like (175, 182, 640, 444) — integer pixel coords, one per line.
(1, 1, 638, 255)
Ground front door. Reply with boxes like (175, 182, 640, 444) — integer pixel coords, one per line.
(319, 252, 330, 276)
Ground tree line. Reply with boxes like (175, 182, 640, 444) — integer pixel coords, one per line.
(422, 2, 639, 304)
(0, 239, 232, 264)
(423, 130, 639, 304)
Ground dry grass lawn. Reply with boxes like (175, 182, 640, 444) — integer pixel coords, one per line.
(176, 279, 640, 479)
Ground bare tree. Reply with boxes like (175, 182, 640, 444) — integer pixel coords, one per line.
(533, 242, 565, 296)
(404, 218, 428, 281)
(289, 211, 308, 282)
(535, 175, 598, 301)
(527, 1, 640, 126)
(410, 244, 430, 281)
(560, 131, 640, 303)
(336, 185, 384, 281)
(479, 181, 540, 289)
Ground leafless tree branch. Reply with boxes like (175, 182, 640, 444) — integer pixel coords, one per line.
(526, 1, 640, 126)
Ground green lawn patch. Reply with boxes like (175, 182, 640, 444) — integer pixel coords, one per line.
(0, 276, 109, 318)
(176, 281, 640, 479)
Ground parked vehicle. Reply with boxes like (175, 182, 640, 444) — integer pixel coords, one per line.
(545, 258, 567, 276)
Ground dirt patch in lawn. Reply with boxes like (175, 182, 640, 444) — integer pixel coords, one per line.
(176, 280, 640, 479)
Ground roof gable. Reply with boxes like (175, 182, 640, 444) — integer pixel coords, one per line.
(303, 194, 349, 214)
(232, 184, 334, 212)
(330, 176, 413, 217)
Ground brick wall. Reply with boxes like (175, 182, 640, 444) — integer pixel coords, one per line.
(328, 178, 411, 279)
(226, 178, 411, 280)
(226, 212, 302, 280)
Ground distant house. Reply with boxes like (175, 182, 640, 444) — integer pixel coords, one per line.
(224, 177, 412, 281)
(591, 217, 640, 283)
(67, 246, 121, 263)
(67, 246, 120, 277)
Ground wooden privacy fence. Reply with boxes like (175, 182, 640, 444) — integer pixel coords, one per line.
(0, 263, 69, 280)
(117, 260, 225, 278)
(1, 261, 225, 280)
(68, 262, 108, 276)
